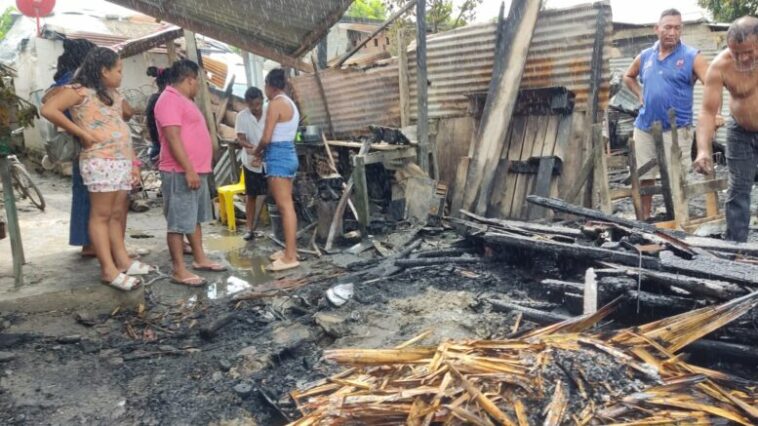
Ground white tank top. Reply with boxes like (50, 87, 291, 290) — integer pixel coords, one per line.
(271, 94, 299, 142)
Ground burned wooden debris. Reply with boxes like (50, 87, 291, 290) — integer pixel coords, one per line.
(288, 293, 758, 425)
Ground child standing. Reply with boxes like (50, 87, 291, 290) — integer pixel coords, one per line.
(42, 47, 152, 290)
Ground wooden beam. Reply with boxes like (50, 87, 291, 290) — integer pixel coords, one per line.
(397, 27, 411, 128)
(526, 156, 556, 220)
(352, 154, 370, 231)
(667, 109, 689, 227)
(334, 0, 416, 68)
(416, 0, 430, 174)
(622, 158, 657, 185)
(586, 4, 607, 125)
(115, 26, 183, 59)
(463, 0, 541, 214)
(651, 121, 675, 220)
(686, 178, 728, 197)
(311, 56, 335, 138)
(626, 136, 644, 219)
(185, 30, 220, 154)
(166, 38, 177, 62)
(591, 124, 612, 213)
(566, 156, 594, 204)
(363, 147, 417, 165)
(0, 156, 24, 287)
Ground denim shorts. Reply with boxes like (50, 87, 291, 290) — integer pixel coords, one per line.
(264, 141, 298, 179)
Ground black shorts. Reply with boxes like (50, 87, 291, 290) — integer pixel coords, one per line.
(243, 168, 267, 196)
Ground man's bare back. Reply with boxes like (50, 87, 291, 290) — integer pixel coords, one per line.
(715, 50, 758, 131)
(694, 20, 758, 175)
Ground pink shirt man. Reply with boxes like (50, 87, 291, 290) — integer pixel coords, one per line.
(154, 85, 212, 173)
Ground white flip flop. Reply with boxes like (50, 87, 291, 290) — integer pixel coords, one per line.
(102, 273, 142, 291)
(124, 260, 154, 276)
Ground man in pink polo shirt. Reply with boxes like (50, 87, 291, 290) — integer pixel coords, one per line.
(155, 59, 226, 286)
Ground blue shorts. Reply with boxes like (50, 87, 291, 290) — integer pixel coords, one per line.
(264, 141, 298, 179)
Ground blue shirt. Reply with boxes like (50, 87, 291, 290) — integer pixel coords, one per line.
(634, 41, 699, 131)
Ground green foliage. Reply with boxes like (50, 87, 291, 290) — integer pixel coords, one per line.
(384, 0, 483, 33)
(697, 0, 758, 22)
(0, 6, 15, 41)
(347, 0, 388, 20)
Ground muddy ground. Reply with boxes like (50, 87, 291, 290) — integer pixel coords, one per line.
(1, 172, 758, 425)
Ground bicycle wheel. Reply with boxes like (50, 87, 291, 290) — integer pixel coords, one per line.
(11, 163, 46, 211)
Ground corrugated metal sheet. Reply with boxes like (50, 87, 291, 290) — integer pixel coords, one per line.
(407, 1, 613, 119)
(293, 2, 613, 132)
(106, 0, 354, 70)
(291, 62, 401, 135)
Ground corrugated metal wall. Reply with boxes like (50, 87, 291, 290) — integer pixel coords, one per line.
(291, 63, 401, 134)
(291, 2, 613, 133)
(408, 1, 613, 119)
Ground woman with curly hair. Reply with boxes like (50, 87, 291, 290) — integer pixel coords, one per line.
(41, 47, 153, 291)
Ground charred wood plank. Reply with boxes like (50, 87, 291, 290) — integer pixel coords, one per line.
(687, 340, 758, 362)
(526, 195, 669, 235)
(618, 268, 747, 300)
(395, 256, 483, 268)
(659, 250, 758, 287)
(483, 231, 660, 269)
(459, 210, 582, 238)
(415, 248, 467, 258)
(487, 299, 570, 324)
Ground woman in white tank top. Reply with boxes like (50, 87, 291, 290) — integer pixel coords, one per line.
(253, 69, 301, 271)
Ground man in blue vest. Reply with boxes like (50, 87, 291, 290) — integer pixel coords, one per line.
(623, 8, 709, 219)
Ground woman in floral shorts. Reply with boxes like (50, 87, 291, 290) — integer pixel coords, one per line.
(42, 47, 152, 291)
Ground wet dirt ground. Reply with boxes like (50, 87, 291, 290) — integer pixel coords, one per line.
(1, 173, 757, 425)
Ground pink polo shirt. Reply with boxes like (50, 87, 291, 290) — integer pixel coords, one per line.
(154, 86, 212, 174)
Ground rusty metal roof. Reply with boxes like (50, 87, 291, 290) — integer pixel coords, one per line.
(292, 62, 401, 135)
(105, 0, 355, 71)
(408, 1, 613, 119)
(291, 2, 613, 134)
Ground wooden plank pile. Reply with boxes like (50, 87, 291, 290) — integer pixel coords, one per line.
(288, 292, 758, 425)
(446, 195, 758, 355)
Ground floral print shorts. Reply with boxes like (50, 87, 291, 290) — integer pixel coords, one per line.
(79, 158, 132, 193)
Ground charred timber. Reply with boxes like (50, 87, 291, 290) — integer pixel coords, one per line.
(483, 231, 660, 269)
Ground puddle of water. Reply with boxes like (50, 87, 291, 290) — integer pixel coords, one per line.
(204, 232, 247, 253)
(205, 249, 273, 300)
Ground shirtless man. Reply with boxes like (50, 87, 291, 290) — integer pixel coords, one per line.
(695, 16, 758, 242)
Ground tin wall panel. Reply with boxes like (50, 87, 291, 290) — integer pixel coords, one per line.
(408, 1, 613, 119)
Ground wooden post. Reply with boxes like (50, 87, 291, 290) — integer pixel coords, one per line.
(166, 39, 177, 63)
(415, 0, 430, 174)
(397, 27, 411, 128)
(184, 30, 220, 153)
(583, 4, 607, 205)
(311, 55, 335, 138)
(668, 109, 689, 227)
(0, 156, 24, 287)
(626, 136, 644, 220)
(243, 51, 254, 88)
(591, 124, 612, 213)
(583, 268, 598, 315)
(460, 0, 541, 214)
(352, 154, 370, 232)
(651, 121, 675, 220)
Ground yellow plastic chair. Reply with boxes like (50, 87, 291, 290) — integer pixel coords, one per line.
(217, 169, 245, 231)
